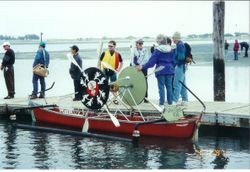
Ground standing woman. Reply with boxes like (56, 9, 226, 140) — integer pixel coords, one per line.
(136, 34, 175, 108)
(30, 41, 50, 99)
(69, 45, 83, 101)
(233, 40, 239, 60)
(1, 42, 15, 99)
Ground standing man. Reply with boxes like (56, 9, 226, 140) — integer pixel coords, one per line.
(69, 45, 83, 101)
(30, 41, 50, 99)
(132, 39, 149, 103)
(240, 41, 249, 57)
(1, 42, 15, 99)
(97, 40, 123, 83)
(233, 40, 240, 60)
(224, 40, 229, 58)
(172, 32, 188, 106)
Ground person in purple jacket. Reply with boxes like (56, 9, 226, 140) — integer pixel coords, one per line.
(136, 34, 175, 108)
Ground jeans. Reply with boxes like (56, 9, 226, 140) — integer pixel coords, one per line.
(32, 74, 45, 95)
(173, 65, 188, 102)
(103, 69, 117, 82)
(156, 75, 173, 105)
(234, 51, 238, 60)
(224, 49, 228, 58)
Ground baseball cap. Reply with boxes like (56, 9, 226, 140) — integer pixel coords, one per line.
(2, 42, 11, 47)
(70, 45, 79, 52)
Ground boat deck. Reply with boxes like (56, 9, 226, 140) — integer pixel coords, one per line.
(0, 96, 249, 128)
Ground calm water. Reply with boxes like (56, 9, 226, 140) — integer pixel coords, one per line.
(0, 120, 249, 169)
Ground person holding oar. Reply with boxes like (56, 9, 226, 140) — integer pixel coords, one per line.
(97, 40, 123, 82)
(97, 40, 123, 104)
(69, 45, 83, 101)
(136, 34, 175, 109)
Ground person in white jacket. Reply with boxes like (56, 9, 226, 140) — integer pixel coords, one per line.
(131, 39, 150, 103)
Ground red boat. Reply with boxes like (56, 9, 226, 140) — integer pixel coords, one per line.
(29, 67, 205, 140)
(32, 107, 202, 139)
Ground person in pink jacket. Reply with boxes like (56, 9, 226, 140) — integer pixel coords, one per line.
(233, 40, 240, 60)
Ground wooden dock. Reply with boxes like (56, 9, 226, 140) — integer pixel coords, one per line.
(0, 96, 249, 129)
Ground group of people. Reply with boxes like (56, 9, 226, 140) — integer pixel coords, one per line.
(95, 32, 189, 108)
(225, 39, 249, 60)
(1, 31, 190, 108)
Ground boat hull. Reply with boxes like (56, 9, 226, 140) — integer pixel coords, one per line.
(33, 108, 199, 139)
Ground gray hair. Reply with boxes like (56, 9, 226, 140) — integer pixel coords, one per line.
(156, 34, 167, 45)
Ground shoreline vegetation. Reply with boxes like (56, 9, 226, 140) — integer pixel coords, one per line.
(0, 33, 249, 45)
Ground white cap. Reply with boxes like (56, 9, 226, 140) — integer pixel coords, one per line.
(2, 42, 11, 47)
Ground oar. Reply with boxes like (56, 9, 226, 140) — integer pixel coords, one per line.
(146, 65, 165, 77)
(101, 61, 118, 73)
(82, 41, 104, 132)
(144, 97, 164, 113)
(105, 105, 120, 127)
(67, 53, 83, 72)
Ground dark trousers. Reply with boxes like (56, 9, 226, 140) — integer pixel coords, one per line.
(32, 74, 45, 95)
(142, 69, 148, 98)
(244, 47, 249, 57)
(4, 66, 15, 96)
(74, 80, 82, 99)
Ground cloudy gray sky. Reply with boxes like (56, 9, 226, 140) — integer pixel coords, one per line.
(1, 1, 249, 39)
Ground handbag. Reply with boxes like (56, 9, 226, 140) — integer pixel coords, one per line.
(33, 49, 49, 77)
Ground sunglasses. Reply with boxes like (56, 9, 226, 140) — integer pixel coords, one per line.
(108, 45, 114, 48)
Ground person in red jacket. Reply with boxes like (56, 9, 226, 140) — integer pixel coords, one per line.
(233, 40, 239, 60)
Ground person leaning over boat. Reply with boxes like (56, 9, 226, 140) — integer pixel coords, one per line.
(69, 45, 83, 101)
(97, 40, 123, 82)
(136, 34, 175, 108)
(30, 42, 50, 99)
(131, 39, 150, 103)
(1, 42, 15, 99)
(172, 32, 188, 106)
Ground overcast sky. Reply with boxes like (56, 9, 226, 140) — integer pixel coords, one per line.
(0, 1, 249, 39)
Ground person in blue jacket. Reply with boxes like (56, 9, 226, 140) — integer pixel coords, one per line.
(136, 34, 175, 108)
(172, 32, 188, 106)
(30, 41, 50, 99)
(69, 45, 83, 101)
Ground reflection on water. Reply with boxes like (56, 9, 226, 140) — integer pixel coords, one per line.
(0, 121, 249, 169)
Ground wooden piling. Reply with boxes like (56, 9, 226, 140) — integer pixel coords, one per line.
(213, 1, 225, 101)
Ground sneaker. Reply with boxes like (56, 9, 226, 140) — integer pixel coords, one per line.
(180, 101, 188, 106)
(38, 94, 45, 99)
(30, 94, 37, 99)
(171, 102, 177, 106)
(4, 95, 14, 99)
(73, 98, 81, 101)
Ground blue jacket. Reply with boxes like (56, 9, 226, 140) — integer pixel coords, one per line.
(33, 48, 50, 67)
(69, 53, 82, 80)
(174, 41, 186, 66)
(142, 45, 175, 77)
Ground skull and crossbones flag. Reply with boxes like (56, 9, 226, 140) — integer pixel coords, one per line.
(81, 67, 109, 110)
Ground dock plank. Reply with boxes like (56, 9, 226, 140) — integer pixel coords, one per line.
(0, 96, 249, 128)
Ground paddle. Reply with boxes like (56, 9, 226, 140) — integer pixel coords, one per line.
(144, 97, 164, 113)
(67, 53, 83, 72)
(101, 61, 118, 73)
(146, 65, 165, 77)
